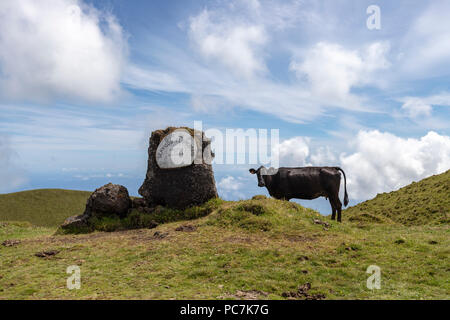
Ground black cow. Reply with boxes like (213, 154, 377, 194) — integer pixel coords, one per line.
(249, 166, 349, 222)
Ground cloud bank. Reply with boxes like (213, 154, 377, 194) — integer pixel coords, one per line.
(0, 0, 127, 103)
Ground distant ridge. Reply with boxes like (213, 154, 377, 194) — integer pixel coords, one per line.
(345, 170, 450, 225)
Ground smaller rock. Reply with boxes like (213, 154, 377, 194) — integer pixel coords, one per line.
(2, 239, 21, 247)
(61, 214, 89, 229)
(35, 250, 60, 258)
(84, 183, 132, 218)
(297, 283, 311, 294)
(282, 283, 325, 300)
(153, 231, 168, 239)
(132, 197, 147, 208)
(131, 198, 154, 212)
(132, 198, 156, 215)
(175, 224, 197, 232)
(233, 290, 268, 300)
(313, 219, 330, 228)
(297, 255, 309, 262)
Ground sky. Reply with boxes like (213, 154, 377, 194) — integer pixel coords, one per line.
(0, 0, 449, 214)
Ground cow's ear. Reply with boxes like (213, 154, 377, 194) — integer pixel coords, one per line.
(249, 168, 256, 174)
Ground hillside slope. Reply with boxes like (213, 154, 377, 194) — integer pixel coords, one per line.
(1, 197, 448, 299)
(0, 189, 91, 227)
(345, 170, 450, 225)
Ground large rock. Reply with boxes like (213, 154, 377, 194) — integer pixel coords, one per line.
(84, 183, 132, 218)
(61, 214, 89, 230)
(138, 127, 218, 209)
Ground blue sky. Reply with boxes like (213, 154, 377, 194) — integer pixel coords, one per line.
(0, 0, 449, 214)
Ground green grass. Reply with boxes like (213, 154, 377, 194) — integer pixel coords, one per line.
(345, 170, 450, 226)
(0, 196, 449, 299)
(0, 189, 91, 227)
(59, 198, 224, 234)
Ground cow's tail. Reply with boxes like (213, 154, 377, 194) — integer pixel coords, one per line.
(336, 167, 349, 207)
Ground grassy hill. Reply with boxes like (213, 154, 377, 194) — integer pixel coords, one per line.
(344, 170, 450, 226)
(0, 196, 449, 299)
(0, 189, 91, 227)
(0, 173, 449, 300)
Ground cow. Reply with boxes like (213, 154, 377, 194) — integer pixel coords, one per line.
(249, 166, 349, 222)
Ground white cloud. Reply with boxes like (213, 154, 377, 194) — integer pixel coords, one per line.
(218, 175, 243, 191)
(310, 146, 337, 166)
(340, 130, 450, 199)
(399, 92, 450, 118)
(0, 0, 127, 103)
(290, 42, 390, 105)
(0, 135, 27, 193)
(400, 98, 432, 118)
(73, 172, 128, 181)
(190, 94, 231, 114)
(217, 175, 247, 200)
(275, 137, 311, 167)
(189, 9, 267, 78)
(122, 0, 395, 123)
(400, 1, 450, 78)
(124, 64, 186, 93)
(187, 0, 306, 80)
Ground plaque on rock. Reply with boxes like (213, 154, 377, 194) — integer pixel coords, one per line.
(155, 129, 201, 169)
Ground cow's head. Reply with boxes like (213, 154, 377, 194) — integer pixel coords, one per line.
(249, 166, 267, 187)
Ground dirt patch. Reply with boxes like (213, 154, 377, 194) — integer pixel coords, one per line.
(285, 235, 317, 242)
(219, 290, 269, 300)
(2, 239, 21, 247)
(313, 219, 330, 229)
(296, 255, 309, 262)
(223, 235, 255, 244)
(153, 231, 169, 239)
(28, 228, 155, 245)
(175, 225, 197, 232)
(35, 250, 60, 258)
(282, 283, 325, 300)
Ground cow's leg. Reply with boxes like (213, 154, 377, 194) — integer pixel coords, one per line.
(336, 199, 342, 222)
(329, 198, 336, 220)
(330, 194, 342, 222)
